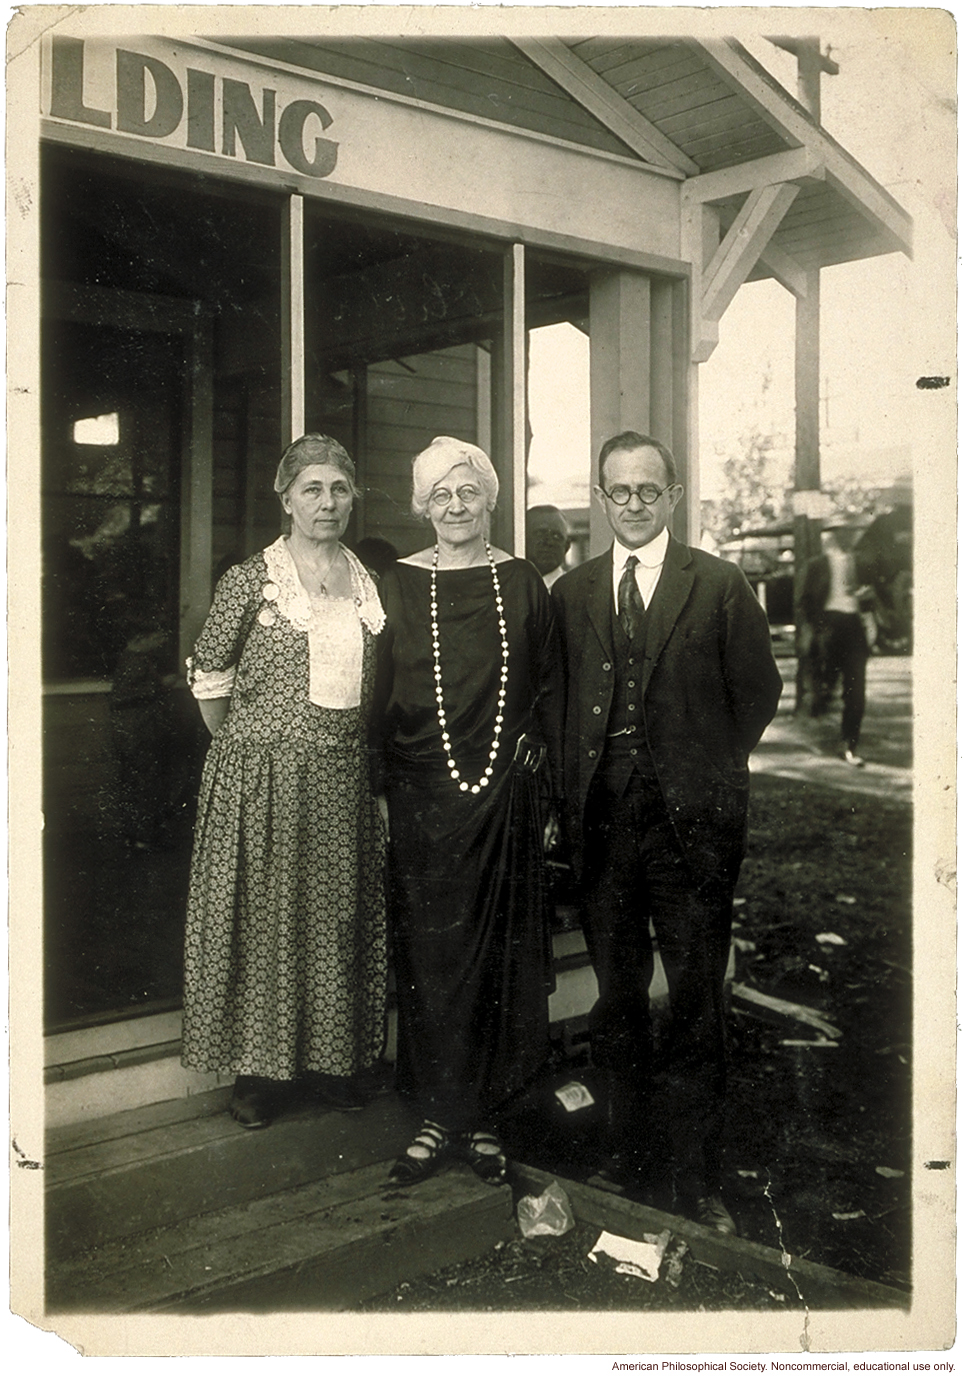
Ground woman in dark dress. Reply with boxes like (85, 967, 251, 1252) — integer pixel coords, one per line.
(377, 436, 560, 1185)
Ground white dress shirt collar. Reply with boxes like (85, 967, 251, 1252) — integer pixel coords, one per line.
(611, 527, 670, 610)
(613, 527, 670, 572)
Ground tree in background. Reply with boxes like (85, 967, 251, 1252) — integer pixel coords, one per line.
(700, 425, 792, 549)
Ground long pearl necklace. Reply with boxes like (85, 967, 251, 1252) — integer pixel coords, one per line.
(430, 541, 508, 794)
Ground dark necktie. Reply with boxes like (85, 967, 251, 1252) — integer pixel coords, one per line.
(618, 555, 645, 641)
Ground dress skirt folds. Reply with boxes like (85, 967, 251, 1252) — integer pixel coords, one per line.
(378, 558, 561, 1129)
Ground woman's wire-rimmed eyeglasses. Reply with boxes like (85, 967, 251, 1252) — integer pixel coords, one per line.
(600, 483, 675, 506)
(429, 485, 483, 507)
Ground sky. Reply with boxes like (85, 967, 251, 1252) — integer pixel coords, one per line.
(525, 10, 954, 512)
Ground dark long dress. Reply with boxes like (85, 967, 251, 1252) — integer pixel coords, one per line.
(378, 557, 561, 1130)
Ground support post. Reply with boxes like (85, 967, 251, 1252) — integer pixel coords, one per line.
(589, 269, 651, 555)
(492, 244, 526, 554)
(281, 193, 305, 447)
(793, 268, 823, 714)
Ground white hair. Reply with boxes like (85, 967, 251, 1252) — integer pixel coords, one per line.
(410, 436, 499, 518)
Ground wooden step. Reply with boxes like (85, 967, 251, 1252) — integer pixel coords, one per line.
(46, 1088, 418, 1258)
(47, 1160, 513, 1313)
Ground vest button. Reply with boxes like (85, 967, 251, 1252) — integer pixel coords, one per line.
(628, 704, 636, 712)
(628, 680, 636, 688)
(628, 657, 635, 665)
(602, 662, 611, 672)
(592, 705, 602, 715)
(630, 748, 638, 757)
(588, 749, 597, 759)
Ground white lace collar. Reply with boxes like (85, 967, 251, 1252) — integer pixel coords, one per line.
(263, 536, 385, 636)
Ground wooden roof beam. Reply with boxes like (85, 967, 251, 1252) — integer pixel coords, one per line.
(692, 38, 912, 256)
(684, 146, 823, 203)
(509, 37, 699, 176)
(756, 240, 809, 298)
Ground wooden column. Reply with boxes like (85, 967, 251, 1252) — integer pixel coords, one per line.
(351, 363, 368, 544)
(650, 275, 693, 547)
(793, 267, 823, 712)
(280, 193, 305, 446)
(674, 280, 695, 549)
(589, 269, 651, 555)
(179, 316, 214, 661)
(492, 243, 526, 554)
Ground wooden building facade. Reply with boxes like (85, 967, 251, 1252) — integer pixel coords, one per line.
(26, 26, 910, 1112)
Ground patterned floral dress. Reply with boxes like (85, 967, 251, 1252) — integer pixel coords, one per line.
(182, 537, 387, 1082)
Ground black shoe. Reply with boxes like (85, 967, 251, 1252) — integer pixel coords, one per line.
(229, 1075, 286, 1129)
(695, 1194, 737, 1236)
(301, 1071, 367, 1112)
(388, 1121, 452, 1185)
(460, 1129, 508, 1185)
(354, 1060, 395, 1100)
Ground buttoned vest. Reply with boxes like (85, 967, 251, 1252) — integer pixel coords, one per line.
(602, 590, 658, 790)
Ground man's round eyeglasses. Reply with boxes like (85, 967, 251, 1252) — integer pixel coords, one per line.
(429, 485, 483, 507)
(601, 483, 675, 507)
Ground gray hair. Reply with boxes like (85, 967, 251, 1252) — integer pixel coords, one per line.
(274, 434, 360, 497)
(410, 436, 499, 519)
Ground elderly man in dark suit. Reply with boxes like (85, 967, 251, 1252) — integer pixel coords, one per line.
(552, 431, 782, 1234)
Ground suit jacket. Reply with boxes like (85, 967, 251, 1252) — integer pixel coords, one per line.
(552, 537, 782, 885)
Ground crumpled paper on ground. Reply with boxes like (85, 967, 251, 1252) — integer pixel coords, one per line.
(554, 1081, 595, 1112)
(587, 1228, 672, 1281)
(516, 1180, 575, 1237)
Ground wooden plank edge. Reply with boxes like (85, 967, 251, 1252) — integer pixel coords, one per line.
(150, 1180, 515, 1313)
(514, 1164, 910, 1311)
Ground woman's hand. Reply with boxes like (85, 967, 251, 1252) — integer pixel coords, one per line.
(198, 697, 230, 736)
(543, 811, 560, 853)
(376, 793, 390, 838)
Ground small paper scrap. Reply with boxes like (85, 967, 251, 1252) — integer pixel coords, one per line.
(875, 1166, 905, 1179)
(588, 1229, 671, 1282)
(555, 1081, 595, 1112)
(817, 932, 847, 944)
(780, 1039, 839, 1048)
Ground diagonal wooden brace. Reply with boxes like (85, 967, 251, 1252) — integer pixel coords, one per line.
(702, 182, 800, 324)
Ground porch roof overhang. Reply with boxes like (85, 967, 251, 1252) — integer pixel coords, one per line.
(232, 33, 910, 364)
(524, 35, 912, 275)
(245, 33, 911, 280)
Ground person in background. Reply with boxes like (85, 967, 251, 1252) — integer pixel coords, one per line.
(377, 436, 561, 1187)
(352, 536, 399, 579)
(800, 522, 872, 767)
(552, 430, 782, 1235)
(525, 504, 572, 590)
(182, 434, 388, 1129)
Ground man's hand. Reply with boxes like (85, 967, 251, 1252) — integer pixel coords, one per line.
(543, 811, 560, 853)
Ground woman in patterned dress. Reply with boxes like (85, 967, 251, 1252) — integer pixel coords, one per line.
(377, 437, 561, 1185)
(182, 435, 387, 1129)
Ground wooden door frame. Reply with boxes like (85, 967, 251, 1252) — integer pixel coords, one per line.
(42, 281, 214, 669)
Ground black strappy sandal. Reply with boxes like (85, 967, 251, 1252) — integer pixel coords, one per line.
(461, 1129, 508, 1185)
(388, 1121, 451, 1185)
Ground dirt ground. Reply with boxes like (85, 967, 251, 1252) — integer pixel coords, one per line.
(365, 655, 912, 1311)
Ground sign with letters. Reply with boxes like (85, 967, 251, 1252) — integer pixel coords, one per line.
(42, 35, 339, 179)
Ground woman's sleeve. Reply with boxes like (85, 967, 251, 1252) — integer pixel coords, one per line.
(186, 564, 255, 700)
